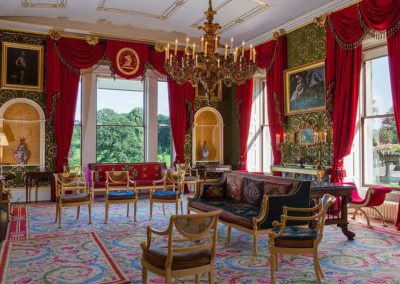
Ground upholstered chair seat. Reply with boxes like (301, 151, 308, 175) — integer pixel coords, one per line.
(272, 226, 318, 241)
(142, 245, 211, 270)
(108, 191, 136, 200)
(152, 191, 182, 199)
(60, 193, 90, 203)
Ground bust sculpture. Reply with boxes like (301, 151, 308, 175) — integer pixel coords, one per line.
(201, 140, 210, 160)
(14, 138, 28, 165)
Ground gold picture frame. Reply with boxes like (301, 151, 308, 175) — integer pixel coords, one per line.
(1, 42, 44, 91)
(195, 81, 223, 101)
(299, 128, 315, 145)
(284, 60, 325, 115)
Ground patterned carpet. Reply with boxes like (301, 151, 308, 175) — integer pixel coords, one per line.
(1, 199, 400, 283)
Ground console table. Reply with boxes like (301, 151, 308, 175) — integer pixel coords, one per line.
(25, 171, 55, 203)
(271, 165, 331, 182)
(311, 183, 355, 240)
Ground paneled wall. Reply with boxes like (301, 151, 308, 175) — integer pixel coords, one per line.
(0, 30, 56, 186)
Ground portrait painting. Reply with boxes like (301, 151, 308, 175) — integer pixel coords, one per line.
(284, 60, 325, 115)
(1, 42, 44, 91)
(195, 81, 222, 101)
(299, 129, 315, 145)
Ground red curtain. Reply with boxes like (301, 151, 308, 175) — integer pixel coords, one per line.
(236, 79, 253, 170)
(46, 37, 105, 172)
(255, 35, 286, 166)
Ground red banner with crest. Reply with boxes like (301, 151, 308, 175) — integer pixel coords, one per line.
(107, 40, 148, 79)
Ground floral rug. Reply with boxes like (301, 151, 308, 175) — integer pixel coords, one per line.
(2, 200, 400, 283)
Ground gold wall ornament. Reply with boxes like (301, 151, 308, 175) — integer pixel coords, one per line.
(49, 29, 61, 41)
(85, 35, 99, 46)
(116, 48, 140, 76)
(314, 14, 328, 28)
(155, 42, 167, 53)
(273, 31, 280, 41)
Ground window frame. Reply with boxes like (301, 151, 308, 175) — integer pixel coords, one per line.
(361, 46, 397, 188)
(95, 75, 146, 163)
(68, 78, 82, 167)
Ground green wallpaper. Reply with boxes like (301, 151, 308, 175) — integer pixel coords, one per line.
(284, 23, 332, 167)
(0, 30, 57, 186)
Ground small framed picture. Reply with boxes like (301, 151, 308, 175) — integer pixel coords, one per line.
(1, 42, 44, 91)
(299, 129, 315, 145)
(195, 80, 222, 101)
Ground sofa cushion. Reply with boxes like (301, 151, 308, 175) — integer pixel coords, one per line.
(203, 184, 225, 199)
(243, 177, 264, 205)
(188, 198, 260, 229)
(226, 173, 244, 201)
(263, 179, 297, 196)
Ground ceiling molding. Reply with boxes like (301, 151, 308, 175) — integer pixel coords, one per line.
(191, 0, 233, 28)
(96, 0, 189, 20)
(220, 1, 270, 34)
(21, 0, 67, 8)
(248, 0, 357, 46)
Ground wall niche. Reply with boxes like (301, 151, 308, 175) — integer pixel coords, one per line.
(0, 98, 45, 169)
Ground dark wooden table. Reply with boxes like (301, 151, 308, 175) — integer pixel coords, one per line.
(25, 171, 55, 203)
(311, 183, 356, 240)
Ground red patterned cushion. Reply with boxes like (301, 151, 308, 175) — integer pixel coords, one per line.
(263, 179, 295, 196)
(243, 178, 264, 205)
(226, 173, 244, 201)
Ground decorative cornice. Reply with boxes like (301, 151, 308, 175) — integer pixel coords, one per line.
(249, 0, 357, 46)
(22, 0, 67, 9)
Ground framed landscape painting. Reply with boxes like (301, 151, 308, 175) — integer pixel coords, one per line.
(1, 42, 44, 91)
(284, 60, 325, 115)
(299, 129, 315, 145)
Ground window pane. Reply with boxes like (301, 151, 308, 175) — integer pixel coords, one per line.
(158, 127, 172, 167)
(366, 56, 393, 116)
(69, 125, 81, 167)
(96, 126, 144, 163)
(158, 81, 172, 166)
(364, 117, 399, 187)
(97, 77, 144, 126)
(69, 79, 81, 167)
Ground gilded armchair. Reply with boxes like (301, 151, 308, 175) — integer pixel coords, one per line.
(54, 173, 92, 229)
(149, 169, 185, 220)
(141, 210, 222, 284)
(268, 194, 336, 284)
(105, 171, 137, 224)
(176, 162, 200, 193)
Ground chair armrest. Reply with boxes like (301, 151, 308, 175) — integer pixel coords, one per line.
(283, 203, 321, 214)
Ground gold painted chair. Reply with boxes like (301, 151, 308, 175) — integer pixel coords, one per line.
(63, 165, 82, 175)
(54, 173, 92, 229)
(176, 162, 200, 194)
(105, 171, 137, 224)
(149, 170, 185, 220)
(141, 210, 222, 284)
(0, 179, 12, 221)
(268, 194, 336, 284)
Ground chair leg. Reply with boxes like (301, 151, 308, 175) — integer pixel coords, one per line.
(270, 251, 275, 284)
(180, 200, 183, 214)
(55, 203, 59, 223)
(134, 200, 137, 223)
(195, 274, 199, 284)
(226, 226, 231, 247)
(166, 273, 172, 284)
(149, 201, 153, 220)
(253, 235, 258, 260)
(105, 202, 109, 224)
(162, 203, 166, 216)
(77, 206, 80, 220)
(370, 206, 388, 227)
(175, 201, 179, 215)
(358, 208, 372, 228)
(58, 205, 62, 229)
(7, 202, 11, 222)
(209, 266, 215, 284)
(275, 253, 279, 271)
(142, 267, 147, 284)
(313, 250, 322, 284)
(127, 203, 130, 217)
(88, 203, 92, 225)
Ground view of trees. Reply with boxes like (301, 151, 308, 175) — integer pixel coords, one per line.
(68, 107, 172, 166)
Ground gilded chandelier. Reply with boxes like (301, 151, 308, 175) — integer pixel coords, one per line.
(164, 0, 257, 102)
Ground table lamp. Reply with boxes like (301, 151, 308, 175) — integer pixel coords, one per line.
(0, 133, 9, 174)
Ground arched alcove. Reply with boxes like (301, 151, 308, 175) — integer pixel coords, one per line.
(0, 98, 45, 169)
(192, 107, 224, 165)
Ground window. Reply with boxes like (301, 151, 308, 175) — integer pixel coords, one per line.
(157, 81, 173, 166)
(247, 79, 273, 172)
(68, 79, 82, 167)
(96, 77, 145, 163)
(363, 54, 399, 187)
